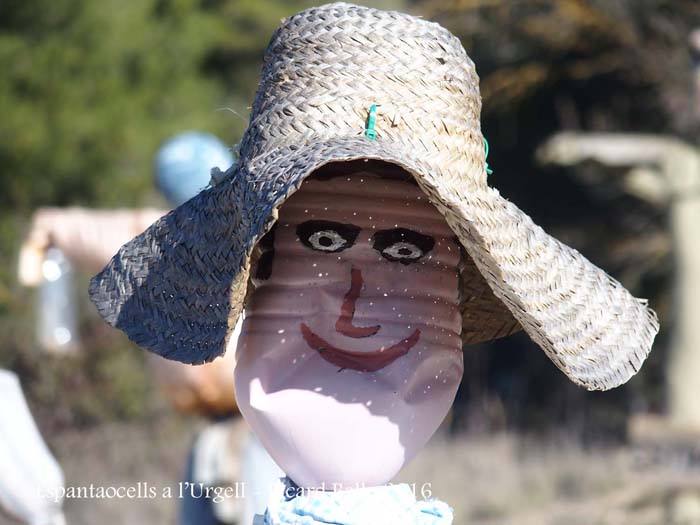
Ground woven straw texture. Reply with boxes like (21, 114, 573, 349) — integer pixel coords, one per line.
(89, 2, 658, 391)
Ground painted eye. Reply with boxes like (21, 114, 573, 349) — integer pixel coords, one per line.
(297, 220, 361, 253)
(373, 228, 435, 265)
(308, 230, 347, 251)
(382, 241, 423, 261)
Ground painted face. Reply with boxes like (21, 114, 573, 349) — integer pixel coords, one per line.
(234, 170, 464, 488)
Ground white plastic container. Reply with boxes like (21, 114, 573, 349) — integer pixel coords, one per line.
(37, 247, 79, 354)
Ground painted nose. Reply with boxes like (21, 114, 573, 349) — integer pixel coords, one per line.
(335, 267, 381, 338)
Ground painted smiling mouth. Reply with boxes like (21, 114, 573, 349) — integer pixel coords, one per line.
(300, 323, 420, 372)
(299, 266, 420, 372)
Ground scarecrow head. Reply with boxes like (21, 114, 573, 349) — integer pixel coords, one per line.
(236, 162, 466, 487)
(90, 3, 659, 490)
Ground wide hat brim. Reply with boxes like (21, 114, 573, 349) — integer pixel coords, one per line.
(90, 135, 659, 391)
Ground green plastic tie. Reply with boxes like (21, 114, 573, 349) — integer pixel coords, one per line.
(484, 136, 493, 175)
(365, 104, 377, 140)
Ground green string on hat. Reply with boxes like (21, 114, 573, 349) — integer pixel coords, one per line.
(484, 136, 493, 175)
(365, 104, 377, 140)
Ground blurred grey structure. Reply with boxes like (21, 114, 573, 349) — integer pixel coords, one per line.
(539, 131, 700, 430)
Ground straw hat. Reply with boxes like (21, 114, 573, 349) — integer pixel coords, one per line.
(89, 2, 658, 391)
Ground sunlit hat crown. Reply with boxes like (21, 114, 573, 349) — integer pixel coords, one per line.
(238, 2, 485, 189)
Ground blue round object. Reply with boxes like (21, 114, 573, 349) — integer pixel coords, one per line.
(155, 131, 234, 206)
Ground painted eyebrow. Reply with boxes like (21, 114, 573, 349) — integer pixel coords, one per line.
(372, 228, 435, 255)
(296, 220, 361, 251)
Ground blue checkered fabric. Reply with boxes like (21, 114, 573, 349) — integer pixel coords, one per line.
(261, 477, 453, 525)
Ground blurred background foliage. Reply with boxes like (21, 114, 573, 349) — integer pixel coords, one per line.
(0, 0, 324, 429)
(0, 0, 697, 437)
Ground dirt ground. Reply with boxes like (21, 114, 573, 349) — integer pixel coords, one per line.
(399, 433, 700, 525)
(4, 414, 700, 525)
